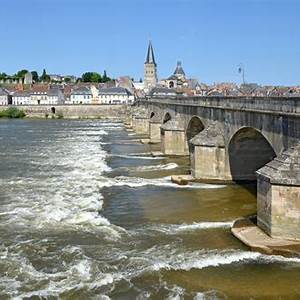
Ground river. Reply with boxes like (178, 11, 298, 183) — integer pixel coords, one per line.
(1, 119, 300, 299)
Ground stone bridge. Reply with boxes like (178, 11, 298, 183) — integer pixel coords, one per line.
(129, 96, 300, 242)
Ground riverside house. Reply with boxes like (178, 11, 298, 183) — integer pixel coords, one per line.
(0, 88, 9, 105)
(30, 85, 48, 105)
(98, 87, 134, 104)
(70, 87, 93, 104)
(12, 91, 31, 105)
(47, 88, 65, 105)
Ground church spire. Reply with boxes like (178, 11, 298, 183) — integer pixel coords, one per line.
(144, 40, 158, 91)
(145, 40, 156, 66)
(174, 61, 185, 76)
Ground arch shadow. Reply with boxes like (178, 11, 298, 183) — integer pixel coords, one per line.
(162, 112, 171, 124)
(228, 127, 276, 182)
(150, 112, 155, 119)
(186, 116, 205, 153)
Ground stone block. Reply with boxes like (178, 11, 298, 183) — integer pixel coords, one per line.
(161, 129, 188, 156)
(149, 121, 161, 143)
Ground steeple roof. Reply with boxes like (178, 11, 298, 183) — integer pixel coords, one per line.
(145, 41, 156, 65)
(174, 61, 185, 76)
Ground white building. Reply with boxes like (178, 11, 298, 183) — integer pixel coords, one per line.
(148, 87, 177, 97)
(12, 91, 31, 105)
(70, 87, 93, 104)
(30, 85, 51, 104)
(133, 81, 144, 90)
(47, 88, 65, 104)
(0, 88, 9, 105)
(98, 87, 134, 104)
(49, 74, 63, 82)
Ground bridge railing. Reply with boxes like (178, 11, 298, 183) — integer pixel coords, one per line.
(139, 96, 300, 114)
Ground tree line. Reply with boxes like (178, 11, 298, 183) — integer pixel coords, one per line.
(81, 71, 111, 83)
(0, 69, 47, 82)
(0, 69, 112, 83)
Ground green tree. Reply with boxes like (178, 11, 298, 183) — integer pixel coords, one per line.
(0, 73, 7, 80)
(31, 71, 39, 82)
(64, 77, 71, 83)
(40, 69, 50, 82)
(16, 69, 28, 78)
(82, 72, 102, 83)
(81, 72, 92, 82)
(91, 72, 101, 82)
(102, 70, 111, 83)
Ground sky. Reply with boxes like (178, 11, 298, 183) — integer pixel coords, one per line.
(0, 0, 300, 86)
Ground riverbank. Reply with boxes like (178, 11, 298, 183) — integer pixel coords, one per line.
(0, 107, 26, 118)
(0, 104, 129, 119)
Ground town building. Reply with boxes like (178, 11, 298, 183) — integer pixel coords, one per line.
(70, 87, 93, 104)
(148, 86, 177, 97)
(62, 75, 77, 83)
(49, 74, 63, 82)
(0, 88, 9, 105)
(12, 91, 31, 105)
(47, 88, 65, 104)
(133, 81, 144, 91)
(30, 85, 49, 105)
(117, 76, 135, 94)
(144, 41, 158, 91)
(49, 74, 77, 83)
(166, 61, 186, 89)
(98, 87, 134, 104)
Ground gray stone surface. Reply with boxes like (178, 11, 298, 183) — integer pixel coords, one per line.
(232, 218, 300, 257)
(190, 121, 225, 147)
(257, 142, 300, 186)
(0, 105, 126, 119)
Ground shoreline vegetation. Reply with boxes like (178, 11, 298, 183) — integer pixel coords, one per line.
(0, 107, 26, 118)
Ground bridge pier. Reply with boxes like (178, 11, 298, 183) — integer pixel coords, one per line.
(189, 123, 231, 181)
(149, 121, 161, 143)
(257, 144, 300, 240)
(149, 112, 161, 143)
(132, 115, 149, 135)
(161, 120, 188, 155)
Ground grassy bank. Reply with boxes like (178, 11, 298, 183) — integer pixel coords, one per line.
(0, 107, 26, 118)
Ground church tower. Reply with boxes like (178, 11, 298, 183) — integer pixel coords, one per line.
(144, 41, 158, 91)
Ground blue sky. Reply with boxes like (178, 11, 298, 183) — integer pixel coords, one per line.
(0, 0, 299, 85)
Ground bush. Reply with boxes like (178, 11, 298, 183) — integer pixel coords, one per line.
(0, 107, 26, 118)
(56, 112, 64, 119)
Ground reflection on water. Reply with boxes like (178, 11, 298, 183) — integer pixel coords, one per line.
(0, 119, 300, 299)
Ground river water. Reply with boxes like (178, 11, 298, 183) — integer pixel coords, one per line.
(1, 119, 300, 300)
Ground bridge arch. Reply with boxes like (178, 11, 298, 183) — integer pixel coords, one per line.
(186, 116, 205, 153)
(150, 111, 155, 119)
(228, 127, 276, 181)
(162, 112, 172, 124)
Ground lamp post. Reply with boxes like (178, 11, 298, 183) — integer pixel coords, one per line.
(238, 64, 245, 84)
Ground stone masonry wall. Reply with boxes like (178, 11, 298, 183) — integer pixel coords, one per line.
(0, 105, 128, 120)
